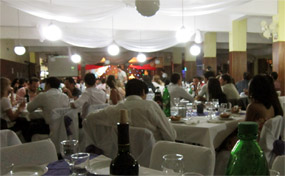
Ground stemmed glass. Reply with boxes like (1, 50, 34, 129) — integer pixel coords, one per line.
(205, 102, 215, 120)
(60, 140, 79, 172)
(173, 98, 180, 107)
(171, 98, 180, 116)
(161, 154, 184, 175)
(212, 99, 219, 115)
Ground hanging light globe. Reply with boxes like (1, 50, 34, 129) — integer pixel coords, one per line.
(71, 54, 81, 63)
(137, 53, 146, 63)
(107, 44, 120, 56)
(14, 45, 26, 55)
(190, 45, 201, 56)
(176, 26, 191, 43)
(43, 23, 62, 41)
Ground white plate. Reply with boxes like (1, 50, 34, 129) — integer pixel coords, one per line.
(4, 165, 48, 176)
(218, 117, 233, 120)
(87, 160, 110, 175)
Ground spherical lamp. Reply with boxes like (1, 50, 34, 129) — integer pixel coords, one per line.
(137, 53, 146, 63)
(107, 44, 120, 56)
(190, 45, 201, 56)
(14, 45, 26, 55)
(43, 24, 62, 41)
(71, 54, 81, 63)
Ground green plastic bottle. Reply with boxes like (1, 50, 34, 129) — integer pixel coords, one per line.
(226, 122, 269, 175)
(162, 86, 170, 117)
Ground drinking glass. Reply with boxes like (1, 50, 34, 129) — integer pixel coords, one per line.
(171, 107, 179, 116)
(219, 103, 228, 113)
(161, 154, 184, 175)
(205, 102, 214, 119)
(212, 99, 219, 112)
(269, 169, 280, 176)
(71, 152, 90, 176)
(173, 98, 180, 107)
(61, 140, 79, 170)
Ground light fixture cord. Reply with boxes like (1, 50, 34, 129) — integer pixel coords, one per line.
(182, 0, 184, 26)
(112, 17, 114, 41)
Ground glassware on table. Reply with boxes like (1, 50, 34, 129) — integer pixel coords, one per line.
(161, 154, 184, 175)
(71, 152, 90, 176)
(186, 103, 193, 118)
(219, 103, 228, 113)
(60, 140, 79, 171)
(205, 102, 215, 120)
(269, 169, 280, 176)
(173, 98, 180, 107)
(212, 99, 219, 112)
(171, 106, 179, 116)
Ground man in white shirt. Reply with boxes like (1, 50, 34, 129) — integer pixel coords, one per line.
(197, 71, 215, 101)
(219, 74, 240, 100)
(71, 73, 107, 118)
(117, 66, 127, 84)
(168, 73, 194, 107)
(27, 77, 69, 141)
(87, 79, 176, 141)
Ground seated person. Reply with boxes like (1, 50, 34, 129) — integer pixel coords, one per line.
(270, 72, 281, 91)
(16, 77, 40, 103)
(106, 75, 123, 105)
(207, 78, 227, 104)
(71, 73, 107, 118)
(62, 77, 82, 100)
(219, 74, 240, 100)
(197, 71, 215, 101)
(168, 73, 194, 106)
(236, 72, 252, 94)
(87, 79, 176, 141)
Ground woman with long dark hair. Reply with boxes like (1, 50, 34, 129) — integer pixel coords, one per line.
(106, 75, 123, 105)
(208, 78, 227, 104)
(246, 74, 283, 133)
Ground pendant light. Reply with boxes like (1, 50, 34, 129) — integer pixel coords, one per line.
(107, 17, 120, 56)
(176, 0, 191, 43)
(14, 10, 26, 56)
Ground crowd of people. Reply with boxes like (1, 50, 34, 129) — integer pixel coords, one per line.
(0, 68, 283, 150)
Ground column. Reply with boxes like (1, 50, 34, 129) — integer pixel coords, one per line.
(229, 19, 247, 82)
(203, 32, 217, 74)
(272, 0, 285, 95)
(185, 42, 197, 82)
(172, 47, 183, 73)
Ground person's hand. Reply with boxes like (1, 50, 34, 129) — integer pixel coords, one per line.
(243, 89, 249, 95)
(18, 101, 26, 112)
(62, 87, 68, 93)
(8, 87, 14, 94)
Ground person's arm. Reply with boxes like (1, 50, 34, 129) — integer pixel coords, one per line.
(245, 103, 258, 122)
(178, 87, 194, 102)
(71, 91, 89, 109)
(110, 89, 119, 105)
(27, 93, 43, 112)
(16, 88, 26, 103)
(62, 87, 73, 98)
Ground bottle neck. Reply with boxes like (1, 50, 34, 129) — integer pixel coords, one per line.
(117, 123, 130, 153)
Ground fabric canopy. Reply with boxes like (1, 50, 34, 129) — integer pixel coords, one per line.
(129, 64, 156, 71)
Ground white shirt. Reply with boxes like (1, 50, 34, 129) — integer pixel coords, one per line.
(152, 81, 164, 94)
(89, 95, 176, 141)
(27, 88, 69, 124)
(0, 97, 15, 128)
(221, 83, 240, 100)
(198, 84, 209, 100)
(117, 70, 127, 83)
(73, 86, 107, 118)
(168, 83, 194, 107)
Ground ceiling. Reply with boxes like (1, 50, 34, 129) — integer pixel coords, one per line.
(0, 0, 276, 64)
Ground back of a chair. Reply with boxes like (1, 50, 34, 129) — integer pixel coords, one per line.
(87, 104, 109, 115)
(0, 129, 22, 147)
(150, 141, 215, 176)
(83, 114, 155, 167)
(0, 139, 58, 175)
(259, 115, 284, 167)
(279, 96, 285, 114)
(272, 155, 285, 175)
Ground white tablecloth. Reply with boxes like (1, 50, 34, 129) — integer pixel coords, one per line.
(172, 112, 245, 150)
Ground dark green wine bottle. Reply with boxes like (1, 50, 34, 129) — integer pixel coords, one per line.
(226, 122, 269, 175)
(162, 86, 170, 117)
(110, 110, 139, 175)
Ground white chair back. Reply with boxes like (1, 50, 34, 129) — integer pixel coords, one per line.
(0, 129, 22, 147)
(259, 115, 284, 167)
(279, 96, 285, 114)
(0, 139, 57, 175)
(49, 107, 80, 153)
(83, 116, 155, 167)
(87, 103, 109, 115)
(272, 155, 285, 175)
(150, 141, 215, 175)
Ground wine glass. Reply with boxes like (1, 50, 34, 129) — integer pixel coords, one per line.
(205, 102, 214, 120)
(173, 98, 180, 107)
(212, 99, 219, 115)
(60, 140, 79, 171)
(161, 154, 184, 175)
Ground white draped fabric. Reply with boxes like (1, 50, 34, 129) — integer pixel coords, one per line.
(2, 0, 252, 52)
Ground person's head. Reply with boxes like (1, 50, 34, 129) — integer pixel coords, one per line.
(84, 73, 96, 87)
(19, 78, 28, 88)
(192, 76, 200, 85)
(28, 77, 39, 92)
(126, 79, 148, 99)
(219, 74, 232, 85)
(45, 77, 61, 90)
(243, 72, 252, 81)
(117, 65, 122, 72)
(170, 73, 181, 85)
(106, 75, 116, 89)
(0, 77, 10, 97)
(11, 78, 19, 88)
(249, 74, 283, 115)
(101, 78, 106, 84)
(271, 72, 278, 81)
(206, 66, 212, 71)
(142, 75, 151, 84)
(203, 71, 215, 82)
(64, 77, 76, 89)
(208, 78, 225, 100)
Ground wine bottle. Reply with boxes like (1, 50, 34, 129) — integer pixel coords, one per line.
(162, 86, 170, 117)
(226, 122, 269, 175)
(110, 110, 139, 175)
(25, 89, 30, 102)
(154, 87, 163, 109)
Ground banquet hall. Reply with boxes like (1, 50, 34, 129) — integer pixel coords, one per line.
(0, 0, 284, 175)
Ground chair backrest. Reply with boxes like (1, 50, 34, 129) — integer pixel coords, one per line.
(0, 129, 22, 147)
(87, 103, 109, 115)
(150, 141, 215, 176)
(83, 115, 155, 167)
(279, 96, 285, 114)
(49, 107, 80, 153)
(272, 155, 285, 175)
(259, 115, 284, 167)
(0, 139, 58, 175)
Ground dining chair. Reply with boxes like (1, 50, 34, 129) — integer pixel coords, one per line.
(259, 115, 284, 167)
(87, 103, 109, 114)
(0, 139, 58, 175)
(83, 114, 156, 167)
(149, 141, 215, 175)
(271, 155, 285, 175)
(0, 129, 22, 147)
